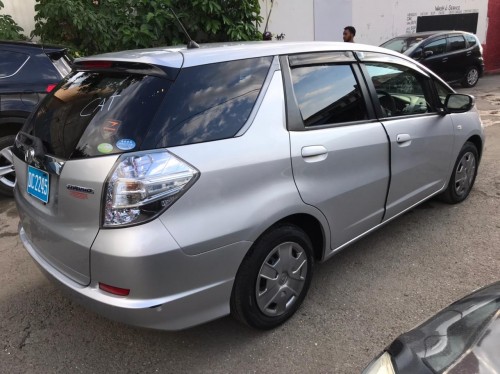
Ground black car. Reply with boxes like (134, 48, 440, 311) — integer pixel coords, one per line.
(363, 282, 500, 373)
(381, 31, 484, 88)
(0, 40, 72, 196)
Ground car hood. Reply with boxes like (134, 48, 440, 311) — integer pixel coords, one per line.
(387, 282, 500, 373)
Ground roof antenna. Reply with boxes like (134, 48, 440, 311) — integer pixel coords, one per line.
(169, 8, 200, 49)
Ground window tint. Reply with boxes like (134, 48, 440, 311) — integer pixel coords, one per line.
(424, 39, 447, 56)
(448, 35, 466, 51)
(0, 50, 29, 78)
(143, 57, 273, 148)
(465, 34, 477, 47)
(290, 64, 367, 127)
(28, 71, 170, 159)
(365, 62, 433, 117)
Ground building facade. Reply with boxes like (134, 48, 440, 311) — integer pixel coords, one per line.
(260, 0, 499, 71)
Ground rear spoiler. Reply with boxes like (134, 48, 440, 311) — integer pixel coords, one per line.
(72, 60, 178, 80)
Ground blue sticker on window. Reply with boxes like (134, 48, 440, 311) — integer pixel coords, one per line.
(116, 139, 136, 151)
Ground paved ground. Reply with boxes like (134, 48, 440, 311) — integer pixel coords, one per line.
(0, 75, 499, 374)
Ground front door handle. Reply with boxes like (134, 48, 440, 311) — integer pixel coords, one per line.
(301, 145, 328, 162)
(396, 134, 411, 145)
(442, 57, 448, 63)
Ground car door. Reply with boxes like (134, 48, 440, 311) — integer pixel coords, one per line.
(359, 54, 455, 220)
(420, 37, 449, 81)
(446, 34, 468, 82)
(281, 52, 390, 251)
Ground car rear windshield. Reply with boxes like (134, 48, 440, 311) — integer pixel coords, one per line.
(25, 56, 273, 159)
(26, 71, 171, 159)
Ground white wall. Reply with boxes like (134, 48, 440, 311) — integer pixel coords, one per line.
(0, 0, 37, 37)
(260, 0, 315, 41)
(260, 0, 489, 45)
(351, 0, 489, 45)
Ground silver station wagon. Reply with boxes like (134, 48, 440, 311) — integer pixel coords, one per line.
(12, 42, 484, 330)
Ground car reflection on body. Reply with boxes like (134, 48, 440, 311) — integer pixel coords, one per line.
(363, 282, 500, 374)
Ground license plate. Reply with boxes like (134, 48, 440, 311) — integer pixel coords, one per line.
(27, 166, 50, 203)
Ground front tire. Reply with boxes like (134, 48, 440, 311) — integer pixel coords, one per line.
(231, 224, 314, 330)
(440, 142, 478, 204)
(461, 66, 480, 88)
(0, 135, 16, 197)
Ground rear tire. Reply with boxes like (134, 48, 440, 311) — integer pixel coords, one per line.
(440, 142, 478, 204)
(461, 66, 480, 88)
(0, 135, 16, 197)
(231, 224, 313, 330)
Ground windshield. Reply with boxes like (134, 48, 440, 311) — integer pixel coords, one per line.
(381, 37, 425, 53)
(25, 71, 170, 159)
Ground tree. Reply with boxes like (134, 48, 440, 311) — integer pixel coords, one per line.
(32, 0, 263, 56)
(0, 0, 27, 40)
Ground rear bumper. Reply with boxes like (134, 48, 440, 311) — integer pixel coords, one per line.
(19, 225, 252, 330)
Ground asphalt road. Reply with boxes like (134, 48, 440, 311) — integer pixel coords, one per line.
(1, 75, 499, 374)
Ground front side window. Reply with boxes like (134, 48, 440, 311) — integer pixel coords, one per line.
(448, 35, 466, 51)
(364, 62, 433, 118)
(0, 50, 29, 78)
(290, 64, 368, 127)
(435, 80, 453, 106)
(423, 39, 447, 56)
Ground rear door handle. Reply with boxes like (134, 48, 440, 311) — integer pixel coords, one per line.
(466, 51, 472, 56)
(301, 145, 328, 162)
(396, 134, 411, 144)
(442, 57, 448, 63)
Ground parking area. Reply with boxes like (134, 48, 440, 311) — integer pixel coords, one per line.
(0, 75, 499, 374)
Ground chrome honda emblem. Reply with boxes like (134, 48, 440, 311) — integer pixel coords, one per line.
(25, 147, 35, 164)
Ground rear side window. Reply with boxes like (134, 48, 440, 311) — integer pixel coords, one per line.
(448, 35, 466, 51)
(28, 71, 170, 159)
(143, 57, 273, 148)
(290, 64, 367, 126)
(465, 34, 477, 47)
(0, 50, 29, 78)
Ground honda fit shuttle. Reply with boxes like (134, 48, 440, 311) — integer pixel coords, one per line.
(13, 42, 484, 330)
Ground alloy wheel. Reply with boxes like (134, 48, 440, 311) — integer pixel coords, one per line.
(0, 146, 15, 189)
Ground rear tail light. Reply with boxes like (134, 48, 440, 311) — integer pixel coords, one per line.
(46, 84, 57, 92)
(103, 150, 199, 227)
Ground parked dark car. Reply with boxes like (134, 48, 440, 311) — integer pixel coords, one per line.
(0, 40, 71, 196)
(381, 31, 484, 88)
(363, 281, 500, 374)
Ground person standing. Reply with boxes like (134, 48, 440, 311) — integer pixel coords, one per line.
(343, 26, 356, 43)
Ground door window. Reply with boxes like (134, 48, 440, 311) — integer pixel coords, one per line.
(423, 39, 447, 56)
(0, 50, 29, 78)
(448, 35, 466, 51)
(465, 34, 477, 47)
(364, 62, 433, 117)
(435, 80, 453, 106)
(290, 64, 368, 127)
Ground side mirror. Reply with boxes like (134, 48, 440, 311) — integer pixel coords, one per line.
(411, 48, 423, 60)
(444, 94, 475, 113)
(424, 50, 434, 58)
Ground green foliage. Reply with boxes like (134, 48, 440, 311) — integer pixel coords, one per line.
(32, 0, 263, 56)
(0, 0, 27, 40)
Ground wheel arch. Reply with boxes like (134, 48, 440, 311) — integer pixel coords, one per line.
(467, 134, 483, 161)
(0, 117, 26, 138)
(255, 213, 328, 263)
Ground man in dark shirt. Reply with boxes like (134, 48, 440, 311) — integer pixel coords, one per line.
(343, 26, 356, 42)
